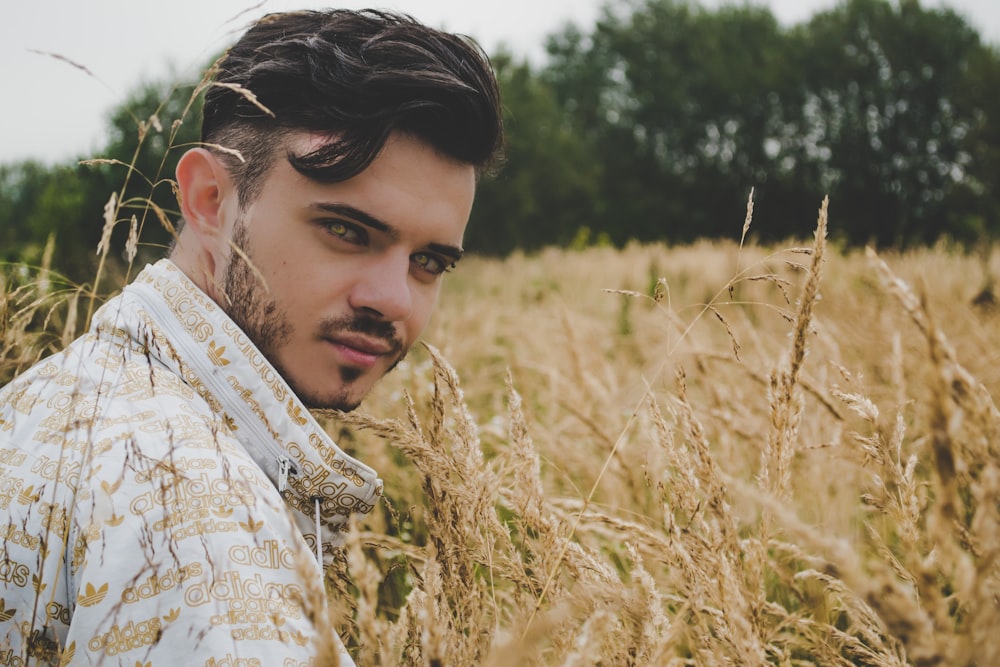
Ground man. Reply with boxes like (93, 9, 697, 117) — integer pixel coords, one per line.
(0, 9, 502, 665)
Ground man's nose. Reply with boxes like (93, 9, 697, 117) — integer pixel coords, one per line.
(347, 251, 414, 321)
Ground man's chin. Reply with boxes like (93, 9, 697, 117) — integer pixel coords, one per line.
(296, 377, 367, 411)
(305, 398, 362, 412)
(296, 386, 364, 412)
(295, 373, 377, 412)
(285, 354, 406, 412)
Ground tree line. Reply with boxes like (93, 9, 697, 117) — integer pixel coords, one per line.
(3, 0, 999, 283)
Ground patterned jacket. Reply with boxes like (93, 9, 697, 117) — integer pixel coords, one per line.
(0, 259, 383, 666)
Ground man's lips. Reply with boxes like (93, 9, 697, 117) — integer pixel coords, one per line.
(325, 334, 398, 368)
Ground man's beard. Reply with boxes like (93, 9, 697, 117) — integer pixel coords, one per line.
(220, 220, 405, 411)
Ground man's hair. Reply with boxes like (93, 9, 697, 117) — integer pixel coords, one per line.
(201, 9, 504, 205)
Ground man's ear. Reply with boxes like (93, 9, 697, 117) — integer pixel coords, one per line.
(176, 147, 233, 240)
(174, 148, 237, 296)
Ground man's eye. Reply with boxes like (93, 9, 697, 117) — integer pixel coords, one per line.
(412, 253, 451, 275)
(324, 220, 365, 243)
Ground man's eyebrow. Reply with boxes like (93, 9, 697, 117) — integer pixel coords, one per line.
(311, 202, 465, 263)
(429, 243, 465, 266)
(312, 203, 394, 236)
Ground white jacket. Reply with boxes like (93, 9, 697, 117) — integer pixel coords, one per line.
(0, 259, 383, 665)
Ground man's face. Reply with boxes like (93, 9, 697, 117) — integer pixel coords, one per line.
(218, 132, 475, 410)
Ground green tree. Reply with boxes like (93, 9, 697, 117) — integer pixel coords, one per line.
(544, 0, 806, 243)
(469, 51, 604, 254)
(0, 161, 52, 264)
(948, 41, 1000, 242)
(792, 0, 985, 246)
(540, 0, 995, 247)
(0, 158, 109, 279)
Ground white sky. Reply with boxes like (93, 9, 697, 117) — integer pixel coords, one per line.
(2, 0, 997, 165)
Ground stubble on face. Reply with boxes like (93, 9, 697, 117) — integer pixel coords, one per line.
(220, 218, 406, 411)
(222, 220, 293, 358)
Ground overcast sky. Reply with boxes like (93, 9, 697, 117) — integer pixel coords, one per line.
(3, 0, 997, 165)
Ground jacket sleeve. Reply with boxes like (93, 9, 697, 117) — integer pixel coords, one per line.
(64, 424, 351, 667)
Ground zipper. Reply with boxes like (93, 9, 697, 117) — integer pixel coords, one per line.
(131, 279, 292, 485)
(277, 456, 293, 495)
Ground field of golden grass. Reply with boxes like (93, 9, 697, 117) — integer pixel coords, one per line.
(325, 201, 1000, 666)
(4, 200, 1000, 665)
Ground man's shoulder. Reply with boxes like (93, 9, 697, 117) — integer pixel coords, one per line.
(0, 333, 248, 491)
(1, 328, 201, 420)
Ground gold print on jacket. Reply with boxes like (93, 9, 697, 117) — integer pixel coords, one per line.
(71, 522, 101, 573)
(230, 625, 309, 647)
(56, 641, 76, 667)
(121, 563, 203, 603)
(34, 431, 112, 457)
(0, 384, 41, 424)
(133, 456, 219, 484)
(0, 471, 25, 510)
(282, 659, 317, 667)
(138, 411, 231, 447)
(115, 365, 190, 402)
(128, 472, 256, 537)
(179, 363, 224, 415)
(0, 558, 30, 588)
(208, 341, 231, 367)
(45, 600, 72, 626)
(0, 636, 64, 667)
(146, 265, 218, 316)
(77, 582, 109, 607)
(17, 485, 39, 506)
(184, 570, 305, 633)
(229, 540, 298, 570)
(227, 377, 279, 441)
(220, 320, 289, 404)
(38, 502, 69, 540)
(1, 524, 39, 551)
(0, 262, 383, 662)
(155, 280, 214, 342)
(286, 400, 307, 427)
(18, 621, 60, 662)
(309, 433, 368, 488)
(135, 310, 227, 417)
(87, 613, 163, 657)
(236, 464, 270, 489)
(30, 455, 81, 490)
(38, 391, 98, 433)
(0, 599, 15, 622)
(205, 655, 263, 666)
(41, 363, 87, 388)
(96, 410, 159, 431)
(286, 442, 376, 517)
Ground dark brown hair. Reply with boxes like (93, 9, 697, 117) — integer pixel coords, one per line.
(201, 9, 504, 205)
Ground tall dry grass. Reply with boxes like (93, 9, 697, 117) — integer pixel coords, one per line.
(5, 60, 1000, 663)
(314, 197, 1000, 666)
(6, 189, 1000, 664)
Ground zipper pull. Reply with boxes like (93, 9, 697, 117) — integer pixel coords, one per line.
(277, 456, 293, 495)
